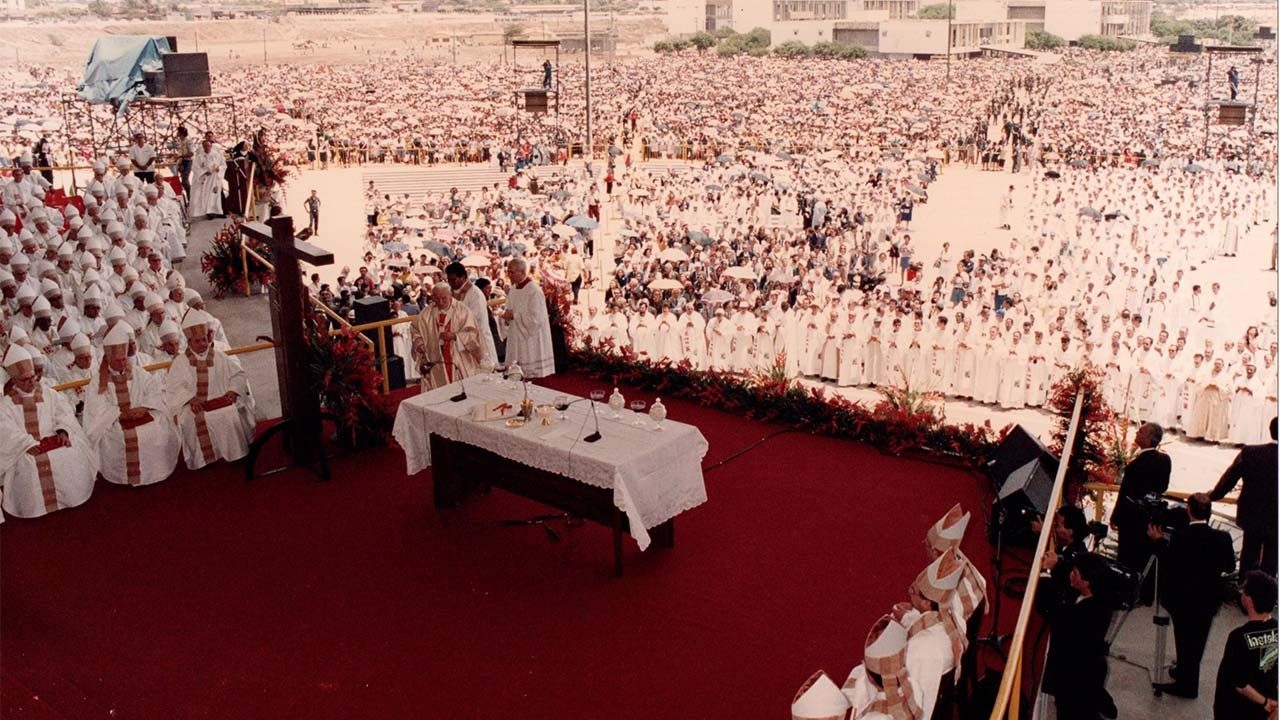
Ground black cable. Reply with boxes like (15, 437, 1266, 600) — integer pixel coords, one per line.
(701, 429, 795, 474)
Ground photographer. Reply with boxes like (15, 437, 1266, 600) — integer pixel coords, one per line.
(1112, 422, 1172, 602)
(1043, 552, 1114, 720)
(1214, 571, 1278, 719)
(1148, 493, 1236, 699)
(1037, 505, 1091, 611)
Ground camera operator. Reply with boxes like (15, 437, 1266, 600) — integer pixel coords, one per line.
(1111, 422, 1172, 602)
(1043, 552, 1114, 720)
(1148, 493, 1237, 699)
(1210, 417, 1278, 578)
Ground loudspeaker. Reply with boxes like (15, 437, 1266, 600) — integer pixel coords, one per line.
(161, 52, 211, 97)
(165, 35, 178, 52)
(998, 458, 1055, 520)
(384, 355, 406, 391)
(986, 424, 1057, 490)
(1219, 104, 1248, 126)
(523, 89, 548, 114)
(354, 295, 391, 348)
(143, 70, 165, 97)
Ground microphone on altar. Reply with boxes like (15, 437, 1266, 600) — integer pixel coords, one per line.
(554, 397, 602, 443)
(450, 376, 467, 403)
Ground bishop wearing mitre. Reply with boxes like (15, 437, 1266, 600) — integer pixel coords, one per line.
(164, 309, 255, 470)
(0, 342, 97, 518)
(83, 321, 181, 486)
(410, 282, 482, 391)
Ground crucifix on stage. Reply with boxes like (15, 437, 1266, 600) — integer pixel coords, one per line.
(240, 214, 335, 481)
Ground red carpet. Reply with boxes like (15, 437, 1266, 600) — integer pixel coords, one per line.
(2, 372, 1009, 720)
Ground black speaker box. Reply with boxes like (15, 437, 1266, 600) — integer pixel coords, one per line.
(165, 35, 178, 52)
(986, 424, 1057, 490)
(384, 355, 406, 391)
(162, 53, 210, 97)
(1219, 105, 1248, 126)
(524, 89, 548, 114)
(143, 70, 165, 97)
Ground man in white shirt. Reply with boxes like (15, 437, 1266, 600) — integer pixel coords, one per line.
(128, 132, 157, 183)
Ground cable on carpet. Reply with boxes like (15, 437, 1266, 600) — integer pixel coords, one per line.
(702, 429, 796, 473)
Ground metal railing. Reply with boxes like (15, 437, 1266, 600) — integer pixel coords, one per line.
(988, 390, 1084, 720)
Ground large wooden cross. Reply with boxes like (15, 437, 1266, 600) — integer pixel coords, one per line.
(240, 215, 335, 481)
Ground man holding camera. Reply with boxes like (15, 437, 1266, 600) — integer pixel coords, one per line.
(1043, 552, 1114, 720)
(1112, 422, 1172, 603)
(1148, 493, 1236, 699)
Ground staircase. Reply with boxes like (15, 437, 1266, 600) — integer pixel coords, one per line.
(361, 165, 511, 204)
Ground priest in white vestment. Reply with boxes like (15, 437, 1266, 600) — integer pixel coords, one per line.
(0, 343, 96, 518)
(83, 322, 180, 486)
(189, 138, 225, 218)
(841, 614, 926, 719)
(164, 310, 255, 470)
(410, 283, 482, 391)
(446, 263, 497, 368)
(499, 257, 555, 378)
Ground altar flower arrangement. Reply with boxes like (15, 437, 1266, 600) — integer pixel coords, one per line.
(572, 340, 1006, 468)
(200, 222, 274, 298)
(1047, 365, 1120, 486)
(304, 314, 394, 447)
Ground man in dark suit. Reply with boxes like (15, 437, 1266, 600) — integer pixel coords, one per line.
(1111, 422, 1172, 599)
(1150, 493, 1237, 699)
(1043, 552, 1114, 720)
(1210, 417, 1278, 577)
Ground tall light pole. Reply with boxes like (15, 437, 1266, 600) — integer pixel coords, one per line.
(584, 0, 593, 161)
(945, 0, 953, 86)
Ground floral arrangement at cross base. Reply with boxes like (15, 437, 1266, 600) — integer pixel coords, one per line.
(572, 342, 1007, 467)
(304, 312, 394, 448)
(1046, 365, 1123, 488)
(200, 221, 274, 299)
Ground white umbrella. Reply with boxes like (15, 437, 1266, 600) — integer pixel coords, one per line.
(461, 253, 491, 268)
(551, 223, 576, 237)
(648, 278, 683, 291)
(658, 248, 689, 263)
(722, 266, 756, 280)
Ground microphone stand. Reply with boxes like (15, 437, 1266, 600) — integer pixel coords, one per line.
(554, 397, 602, 443)
(976, 502, 1014, 658)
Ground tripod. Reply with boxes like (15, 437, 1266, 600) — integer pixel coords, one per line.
(976, 502, 1021, 658)
(1106, 552, 1172, 687)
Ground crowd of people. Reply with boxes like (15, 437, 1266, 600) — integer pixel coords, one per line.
(0, 149, 256, 520)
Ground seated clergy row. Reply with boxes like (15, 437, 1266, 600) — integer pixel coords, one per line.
(792, 505, 988, 720)
(0, 310, 254, 519)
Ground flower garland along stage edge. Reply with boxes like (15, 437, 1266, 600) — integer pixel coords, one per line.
(200, 221, 275, 299)
(569, 343, 1009, 468)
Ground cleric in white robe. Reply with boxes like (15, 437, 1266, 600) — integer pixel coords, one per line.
(499, 257, 554, 378)
(446, 263, 497, 368)
(0, 343, 96, 518)
(841, 614, 925, 719)
(83, 322, 181, 486)
(410, 282, 482, 391)
(164, 309, 255, 470)
(189, 137, 226, 218)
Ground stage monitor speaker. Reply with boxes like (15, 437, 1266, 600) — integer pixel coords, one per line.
(986, 424, 1057, 490)
(384, 355, 406, 391)
(992, 458, 1056, 544)
(165, 36, 178, 52)
(523, 90, 549, 114)
(161, 52, 210, 97)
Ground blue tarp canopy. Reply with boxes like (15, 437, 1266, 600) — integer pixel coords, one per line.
(77, 36, 172, 111)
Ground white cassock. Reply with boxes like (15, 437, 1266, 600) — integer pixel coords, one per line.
(631, 314, 656, 360)
(973, 334, 1003, 404)
(678, 312, 707, 369)
(83, 365, 181, 486)
(752, 317, 777, 371)
(501, 278, 555, 378)
(863, 318, 886, 386)
(730, 311, 757, 372)
(898, 609, 958, 720)
(0, 386, 97, 517)
(654, 312, 682, 363)
(819, 316, 841, 381)
(707, 316, 731, 370)
(997, 341, 1028, 409)
(837, 316, 862, 387)
(189, 144, 226, 217)
(458, 283, 497, 368)
(1228, 376, 1267, 445)
(165, 347, 255, 470)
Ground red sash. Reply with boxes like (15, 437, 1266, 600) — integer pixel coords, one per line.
(11, 387, 58, 512)
(186, 349, 218, 465)
(110, 372, 144, 485)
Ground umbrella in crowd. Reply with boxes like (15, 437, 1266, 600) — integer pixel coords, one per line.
(1079, 207, 1103, 220)
(423, 240, 451, 256)
(658, 247, 689, 263)
(687, 230, 711, 245)
(648, 278, 683, 291)
(700, 289, 735, 304)
(1184, 163, 1205, 173)
(383, 241, 409, 253)
(461, 253, 491, 268)
(566, 215, 598, 230)
(722, 266, 756, 280)
(551, 223, 576, 237)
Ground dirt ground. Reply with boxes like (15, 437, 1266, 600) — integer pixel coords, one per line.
(0, 11, 670, 71)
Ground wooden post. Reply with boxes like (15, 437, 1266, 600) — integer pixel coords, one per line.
(240, 216, 334, 481)
(241, 242, 251, 297)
